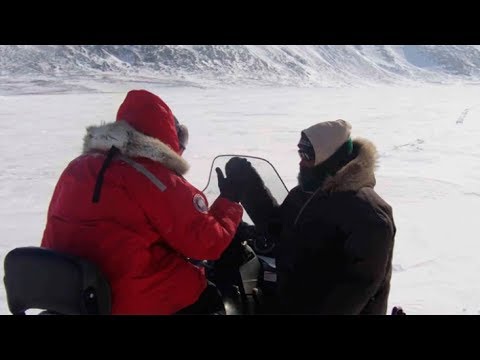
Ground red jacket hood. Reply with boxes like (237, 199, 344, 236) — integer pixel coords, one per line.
(116, 90, 181, 154)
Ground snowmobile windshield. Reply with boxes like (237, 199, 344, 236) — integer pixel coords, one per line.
(202, 155, 289, 225)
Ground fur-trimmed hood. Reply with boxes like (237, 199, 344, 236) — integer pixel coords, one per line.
(322, 138, 378, 192)
(82, 120, 190, 175)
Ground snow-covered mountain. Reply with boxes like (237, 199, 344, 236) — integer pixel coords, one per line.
(1, 45, 480, 89)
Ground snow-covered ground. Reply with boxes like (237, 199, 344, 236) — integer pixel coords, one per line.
(1, 84, 479, 314)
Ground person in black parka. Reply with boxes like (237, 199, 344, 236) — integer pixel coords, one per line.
(226, 119, 396, 314)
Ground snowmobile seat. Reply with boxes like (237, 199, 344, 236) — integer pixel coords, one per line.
(3, 247, 111, 315)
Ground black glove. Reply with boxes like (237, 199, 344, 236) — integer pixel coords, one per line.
(216, 167, 242, 203)
(225, 157, 265, 190)
(215, 222, 256, 270)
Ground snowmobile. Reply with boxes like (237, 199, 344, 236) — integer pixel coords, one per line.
(3, 154, 405, 315)
(2, 155, 286, 315)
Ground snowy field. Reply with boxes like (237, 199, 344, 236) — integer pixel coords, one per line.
(1, 84, 479, 314)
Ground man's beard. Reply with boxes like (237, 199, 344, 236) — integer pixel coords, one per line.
(298, 166, 323, 192)
(297, 140, 354, 192)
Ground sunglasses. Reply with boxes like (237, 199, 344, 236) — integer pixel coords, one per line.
(298, 143, 315, 161)
(298, 150, 313, 161)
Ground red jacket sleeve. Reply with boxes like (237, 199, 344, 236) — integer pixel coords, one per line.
(134, 170, 244, 260)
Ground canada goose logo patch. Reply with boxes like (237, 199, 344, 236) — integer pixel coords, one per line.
(193, 193, 208, 213)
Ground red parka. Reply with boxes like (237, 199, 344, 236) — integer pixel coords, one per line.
(41, 90, 243, 314)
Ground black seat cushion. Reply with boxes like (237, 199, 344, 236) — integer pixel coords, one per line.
(4, 247, 111, 315)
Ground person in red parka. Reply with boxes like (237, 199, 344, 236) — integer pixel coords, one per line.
(41, 89, 244, 315)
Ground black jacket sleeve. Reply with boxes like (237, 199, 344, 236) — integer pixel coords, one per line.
(241, 179, 280, 233)
(225, 156, 283, 238)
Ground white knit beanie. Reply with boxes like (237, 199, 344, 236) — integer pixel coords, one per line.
(302, 119, 352, 166)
